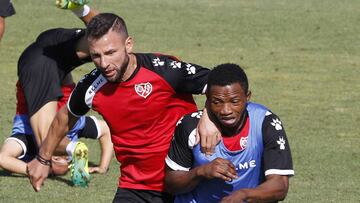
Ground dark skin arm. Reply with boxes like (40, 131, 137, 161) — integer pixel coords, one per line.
(165, 157, 238, 195)
(220, 175, 289, 203)
(27, 106, 79, 192)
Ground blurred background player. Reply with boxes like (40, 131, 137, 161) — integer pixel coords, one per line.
(0, 0, 15, 44)
(10, 0, 112, 186)
(165, 63, 294, 202)
(0, 72, 112, 184)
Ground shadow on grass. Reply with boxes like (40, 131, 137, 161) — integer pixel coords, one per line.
(0, 169, 73, 186)
(0, 161, 98, 186)
(0, 170, 25, 178)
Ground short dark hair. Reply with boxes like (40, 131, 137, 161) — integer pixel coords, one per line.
(86, 13, 128, 40)
(207, 63, 249, 94)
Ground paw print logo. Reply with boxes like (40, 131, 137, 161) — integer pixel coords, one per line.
(176, 116, 184, 126)
(270, 118, 282, 130)
(186, 64, 196, 75)
(191, 111, 203, 118)
(152, 57, 165, 66)
(277, 137, 286, 150)
(170, 61, 182, 69)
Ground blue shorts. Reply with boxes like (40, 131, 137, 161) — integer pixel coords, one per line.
(7, 114, 99, 161)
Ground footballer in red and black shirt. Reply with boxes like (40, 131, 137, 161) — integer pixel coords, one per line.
(69, 53, 209, 192)
(28, 13, 210, 202)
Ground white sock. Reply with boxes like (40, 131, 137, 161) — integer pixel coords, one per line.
(71, 5, 90, 17)
(66, 140, 78, 162)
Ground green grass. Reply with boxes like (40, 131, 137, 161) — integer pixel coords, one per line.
(1, 0, 359, 202)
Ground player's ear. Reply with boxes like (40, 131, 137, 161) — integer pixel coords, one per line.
(246, 90, 252, 101)
(125, 36, 134, 53)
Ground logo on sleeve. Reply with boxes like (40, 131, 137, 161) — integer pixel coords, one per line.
(190, 111, 203, 118)
(270, 118, 283, 130)
(185, 63, 196, 75)
(135, 82, 152, 98)
(85, 74, 107, 108)
(277, 137, 286, 150)
(152, 57, 165, 66)
(170, 61, 182, 69)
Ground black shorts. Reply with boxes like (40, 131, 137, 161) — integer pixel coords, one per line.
(17, 44, 64, 116)
(0, 1, 15, 17)
(17, 28, 88, 116)
(6, 133, 38, 162)
(112, 188, 174, 203)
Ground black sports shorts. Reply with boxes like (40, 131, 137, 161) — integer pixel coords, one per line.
(17, 28, 88, 116)
(112, 188, 174, 203)
(18, 44, 64, 116)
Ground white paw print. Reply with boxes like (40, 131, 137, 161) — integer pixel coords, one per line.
(191, 111, 203, 118)
(170, 61, 182, 69)
(277, 137, 286, 150)
(152, 57, 165, 66)
(186, 64, 196, 75)
(270, 118, 282, 130)
(176, 116, 184, 126)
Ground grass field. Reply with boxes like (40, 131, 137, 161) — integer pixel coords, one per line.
(1, 0, 359, 202)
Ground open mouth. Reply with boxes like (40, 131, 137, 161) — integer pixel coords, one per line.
(104, 69, 115, 78)
(220, 117, 236, 126)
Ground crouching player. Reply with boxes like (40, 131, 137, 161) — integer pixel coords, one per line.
(165, 64, 294, 202)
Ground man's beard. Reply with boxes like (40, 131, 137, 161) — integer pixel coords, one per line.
(108, 56, 130, 83)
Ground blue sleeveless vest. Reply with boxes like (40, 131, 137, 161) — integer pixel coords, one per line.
(175, 102, 269, 203)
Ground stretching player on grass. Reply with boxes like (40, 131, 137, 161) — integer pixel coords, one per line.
(0, 73, 111, 180)
(9, 0, 112, 186)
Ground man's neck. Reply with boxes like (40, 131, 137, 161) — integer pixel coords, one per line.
(220, 111, 248, 137)
(122, 53, 137, 82)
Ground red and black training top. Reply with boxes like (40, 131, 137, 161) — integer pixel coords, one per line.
(68, 53, 210, 191)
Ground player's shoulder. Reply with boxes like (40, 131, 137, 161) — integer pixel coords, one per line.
(77, 68, 105, 87)
(263, 110, 282, 123)
(135, 53, 181, 70)
(176, 110, 203, 130)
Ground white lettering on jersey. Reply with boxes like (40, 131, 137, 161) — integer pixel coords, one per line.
(85, 74, 107, 108)
(238, 160, 256, 170)
(134, 82, 152, 98)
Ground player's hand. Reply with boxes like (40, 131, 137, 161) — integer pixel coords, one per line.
(27, 158, 51, 192)
(89, 166, 108, 174)
(198, 158, 238, 182)
(56, 0, 90, 9)
(220, 190, 247, 203)
(196, 108, 221, 155)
